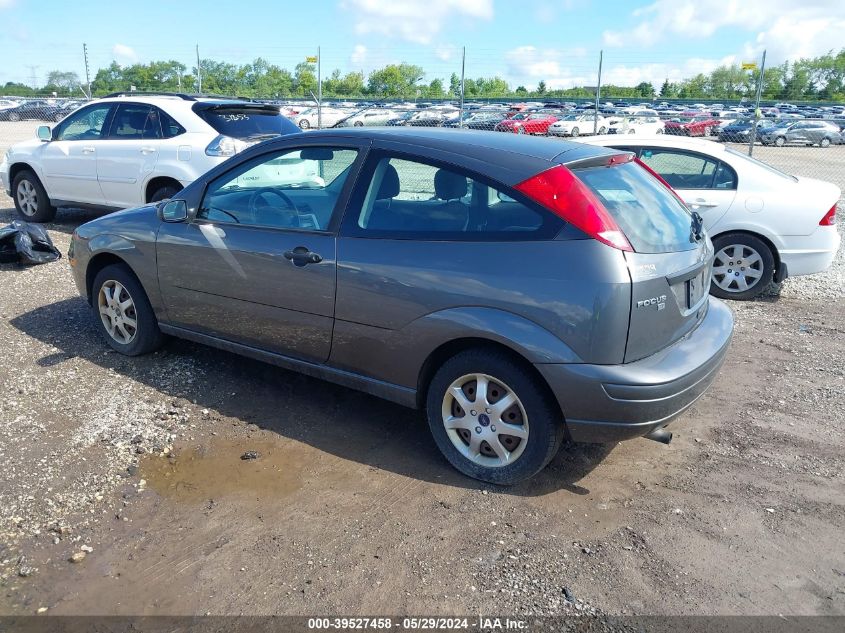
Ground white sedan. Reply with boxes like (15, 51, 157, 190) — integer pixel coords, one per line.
(576, 135, 841, 300)
(547, 113, 608, 137)
(607, 115, 665, 135)
(291, 107, 350, 129)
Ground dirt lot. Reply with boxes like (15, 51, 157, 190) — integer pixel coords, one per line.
(0, 126, 843, 618)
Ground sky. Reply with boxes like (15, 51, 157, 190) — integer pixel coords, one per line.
(1, 0, 844, 91)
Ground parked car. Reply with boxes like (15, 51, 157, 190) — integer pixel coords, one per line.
(291, 106, 350, 129)
(495, 112, 561, 135)
(546, 113, 607, 137)
(664, 114, 722, 137)
(717, 118, 776, 142)
(385, 111, 416, 126)
(1, 93, 300, 222)
(334, 108, 398, 127)
(405, 108, 460, 127)
(462, 112, 509, 131)
(576, 135, 841, 300)
(759, 120, 842, 147)
(607, 115, 664, 135)
(0, 99, 63, 122)
(67, 127, 732, 484)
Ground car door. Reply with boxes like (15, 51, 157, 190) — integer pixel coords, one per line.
(785, 122, 808, 144)
(96, 103, 162, 208)
(155, 141, 367, 363)
(39, 103, 114, 205)
(635, 147, 737, 230)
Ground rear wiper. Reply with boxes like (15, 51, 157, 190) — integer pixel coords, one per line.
(691, 211, 704, 241)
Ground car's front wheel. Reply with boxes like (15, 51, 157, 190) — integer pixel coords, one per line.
(426, 349, 564, 485)
(570, 127, 580, 137)
(299, 119, 310, 129)
(8, 112, 20, 122)
(92, 264, 164, 355)
(13, 170, 56, 222)
(710, 233, 775, 301)
(819, 137, 831, 148)
(774, 136, 786, 147)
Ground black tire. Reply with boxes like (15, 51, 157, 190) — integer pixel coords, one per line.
(570, 127, 580, 137)
(149, 184, 181, 203)
(8, 112, 20, 122)
(710, 233, 775, 301)
(12, 170, 56, 223)
(353, 120, 364, 127)
(299, 119, 310, 129)
(819, 137, 831, 148)
(774, 136, 786, 147)
(54, 113, 64, 122)
(425, 349, 565, 485)
(91, 264, 164, 356)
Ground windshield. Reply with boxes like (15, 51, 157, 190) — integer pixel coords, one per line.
(195, 106, 294, 139)
(725, 147, 797, 181)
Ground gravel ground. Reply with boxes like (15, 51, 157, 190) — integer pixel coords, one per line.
(0, 127, 843, 618)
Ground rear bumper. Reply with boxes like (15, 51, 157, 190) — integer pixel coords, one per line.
(536, 297, 733, 443)
(778, 226, 841, 277)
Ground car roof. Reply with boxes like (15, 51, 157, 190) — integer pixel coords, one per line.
(286, 126, 615, 163)
(576, 134, 731, 156)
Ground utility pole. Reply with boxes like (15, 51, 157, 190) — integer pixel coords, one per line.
(748, 49, 767, 157)
(317, 46, 322, 129)
(26, 65, 39, 92)
(83, 43, 92, 99)
(196, 44, 202, 94)
(594, 50, 603, 134)
(459, 46, 466, 128)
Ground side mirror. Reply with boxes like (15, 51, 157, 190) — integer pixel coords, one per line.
(37, 125, 52, 142)
(159, 199, 188, 222)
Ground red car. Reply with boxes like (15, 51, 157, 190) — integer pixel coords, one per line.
(664, 112, 721, 137)
(495, 112, 560, 134)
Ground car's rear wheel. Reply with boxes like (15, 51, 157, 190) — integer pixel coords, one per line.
(426, 349, 564, 485)
(598, 126, 606, 134)
(299, 119, 310, 129)
(774, 136, 786, 147)
(8, 112, 20, 122)
(655, 128, 664, 134)
(819, 137, 831, 148)
(628, 129, 636, 134)
(54, 113, 64, 122)
(353, 120, 364, 127)
(710, 234, 774, 301)
(570, 127, 580, 137)
(12, 170, 56, 223)
(92, 264, 164, 355)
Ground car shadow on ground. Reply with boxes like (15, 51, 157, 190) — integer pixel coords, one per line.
(11, 297, 615, 497)
(0, 206, 103, 236)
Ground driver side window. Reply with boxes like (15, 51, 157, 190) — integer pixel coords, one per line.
(55, 104, 113, 141)
(198, 146, 359, 231)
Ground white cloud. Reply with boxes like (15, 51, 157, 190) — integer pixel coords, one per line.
(341, 0, 493, 45)
(504, 46, 592, 90)
(112, 44, 138, 64)
(350, 44, 367, 65)
(602, 0, 845, 64)
(0, 0, 16, 8)
(435, 44, 458, 61)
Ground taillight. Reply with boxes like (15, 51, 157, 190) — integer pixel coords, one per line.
(819, 204, 837, 226)
(514, 165, 633, 251)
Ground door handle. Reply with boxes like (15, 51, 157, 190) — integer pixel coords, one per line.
(82, 146, 95, 154)
(283, 246, 323, 266)
(140, 147, 157, 154)
(689, 198, 718, 208)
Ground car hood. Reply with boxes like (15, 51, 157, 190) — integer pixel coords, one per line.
(8, 138, 44, 155)
(75, 204, 158, 239)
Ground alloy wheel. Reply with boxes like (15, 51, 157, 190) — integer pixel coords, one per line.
(16, 179, 38, 217)
(97, 280, 138, 345)
(441, 373, 529, 468)
(712, 244, 764, 293)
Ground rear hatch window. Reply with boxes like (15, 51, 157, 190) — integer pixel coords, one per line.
(193, 104, 296, 140)
(575, 161, 712, 362)
(575, 162, 696, 254)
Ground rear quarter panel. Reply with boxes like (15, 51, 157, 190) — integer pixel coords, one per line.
(331, 237, 632, 389)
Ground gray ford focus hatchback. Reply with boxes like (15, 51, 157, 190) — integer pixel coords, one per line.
(69, 127, 733, 484)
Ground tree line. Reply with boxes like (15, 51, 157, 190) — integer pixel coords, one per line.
(3, 49, 844, 102)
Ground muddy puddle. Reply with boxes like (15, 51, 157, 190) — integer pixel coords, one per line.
(140, 437, 309, 502)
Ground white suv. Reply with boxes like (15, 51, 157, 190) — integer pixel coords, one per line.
(1, 93, 298, 222)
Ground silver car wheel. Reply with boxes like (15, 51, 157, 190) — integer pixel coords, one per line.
(712, 244, 764, 293)
(441, 373, 529, 468)
(98, 280, 138, 345)
(16, 179, 38, 217)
